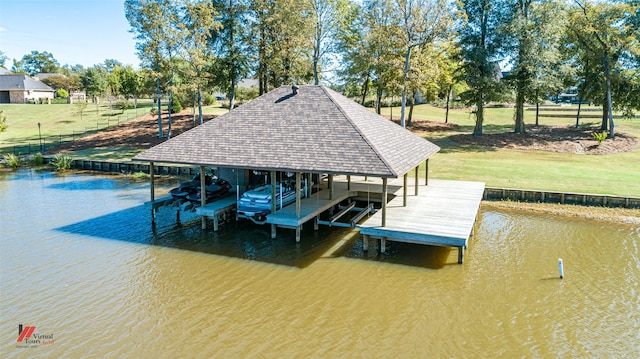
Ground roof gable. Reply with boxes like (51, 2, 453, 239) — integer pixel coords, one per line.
(133, 85, 439, 178)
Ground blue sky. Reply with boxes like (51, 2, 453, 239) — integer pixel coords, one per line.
(0, 0, 140, 69)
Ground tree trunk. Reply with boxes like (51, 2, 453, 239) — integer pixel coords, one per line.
(514, 97, 525, 134)
(604, 53, 614, 138)
(575, 101, 582, 128)
(445, 84, 451, 124)
(407, 91, 416, 127)
(601, 100, 608, 131)
(156, 77, 162, 138)
(198, 87, 203, 125)
(473, 98, 484, 137)
(535, 102, 539, 127)
(229, 76, 236, 110)
(360, 74, 370, 105)
(376, 87, 382, 115)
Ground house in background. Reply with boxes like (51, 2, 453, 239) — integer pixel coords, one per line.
(0, 68, 55, 104)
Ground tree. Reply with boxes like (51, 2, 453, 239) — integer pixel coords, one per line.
(12, 51, 60, 76)
(174, 0, 221, 125)
(248, 0, 314, 94)
(393, 0, 452, 127)
(126, 0, 175, 138)
(456, 0, 509, 137)
(565, 0, 640, 138)
(0, 51, 8, 68)
(209, 0, 251, 109)
(81, 66, 108, 98)
(504, 0, 566, 134)
(308, 0, 350, 85)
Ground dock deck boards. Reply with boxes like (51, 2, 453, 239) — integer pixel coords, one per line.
(195, 194, 238, 217)
(266, 188, 354, 227)
(358, 179, 485, 249)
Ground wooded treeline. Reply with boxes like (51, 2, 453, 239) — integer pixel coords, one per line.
(5, 0, 639, 138)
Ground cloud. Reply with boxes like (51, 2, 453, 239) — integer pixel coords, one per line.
(0, 27, 6, 32)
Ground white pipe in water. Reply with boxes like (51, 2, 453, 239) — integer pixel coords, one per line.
(558, 258, 564, 279)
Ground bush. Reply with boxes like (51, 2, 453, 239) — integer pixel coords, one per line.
(56, 89, 69, 98)
(591, 131, 607, 145)
(169, 95, 183, 113)
(51, 154, 73, 171)
(131, 171, 149, 180)
(3, 153, 21, 169)
(31, 153, 43, 166)
(115, 100, 133, 112)
(0, 110, 7, 132)
(202, 93, 215, 106)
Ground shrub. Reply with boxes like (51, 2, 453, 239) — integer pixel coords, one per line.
(150, 107, 157, 116)
(131, 171, 149, 180)
(115, 100, 132, 112)
(202, 93, 215, 106)
(591, 131, 607, 145)
(51, 154, 73, 171)
(31, 153, 43, 166)
(3, 153, 21, 169)
(56, 89, 69, 98)
(169, 95, 183, 113)
(0, 110, 7, 132)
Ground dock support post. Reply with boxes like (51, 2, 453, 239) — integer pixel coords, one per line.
(403, 173, 408, 207)
(382, 178, 388, 227)
(150, 162, 156, 224)
(347, 175, 351, 190)
(200, 165, 207, 229)
(380, 237, 386, 253)
(213, 214, 219, 231)
(314, 216, 319, 230)
(296, 226, 301, 243)
(362, 234, 369, 251)
(271, 171, 277, 239)
(296, 172, 301, 218)
(425, 159, 429, 186)
(328, 174, 334, 200)
(458, 246, 464, 264)
(414, 166, 419, 196)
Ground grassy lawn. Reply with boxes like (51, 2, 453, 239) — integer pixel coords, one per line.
(381, 104, 640, 197)
(0, 99, 156, 153)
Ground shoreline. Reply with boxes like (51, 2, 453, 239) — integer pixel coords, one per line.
(482, 200, 640, 225)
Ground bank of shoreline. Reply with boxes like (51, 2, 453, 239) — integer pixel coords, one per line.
(482, 200, 640, 225)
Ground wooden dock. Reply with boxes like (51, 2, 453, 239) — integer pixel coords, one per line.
(195, 194, 238, 231)
(266, 187, 354, 241)
(358, 179, 485, 263)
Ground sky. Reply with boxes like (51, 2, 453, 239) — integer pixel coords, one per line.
(0, 0, 140, 69)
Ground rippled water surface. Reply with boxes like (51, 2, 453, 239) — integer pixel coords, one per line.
(1, 169, 639, 357)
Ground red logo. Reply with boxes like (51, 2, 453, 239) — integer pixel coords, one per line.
(17, 324, 36, 343)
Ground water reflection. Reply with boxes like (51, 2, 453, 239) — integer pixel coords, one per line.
(1, 169, 639, 358)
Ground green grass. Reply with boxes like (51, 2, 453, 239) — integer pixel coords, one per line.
(388, 104, 640, 197)
(0, 99, 157, 154)
(0, 100, 229, 155)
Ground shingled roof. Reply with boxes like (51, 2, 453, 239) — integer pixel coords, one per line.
(0, 74, 55, 92)
(133, 85, 440, 178)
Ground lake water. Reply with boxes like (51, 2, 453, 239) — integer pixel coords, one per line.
(1, 169, 639, 358)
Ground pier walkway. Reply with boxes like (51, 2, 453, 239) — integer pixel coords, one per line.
(358, 179, 485, 263)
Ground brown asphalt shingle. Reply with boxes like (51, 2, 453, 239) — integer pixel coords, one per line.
(133, 85, 440, 178)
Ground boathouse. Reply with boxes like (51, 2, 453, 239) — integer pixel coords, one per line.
(133, 85, 484, 263)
